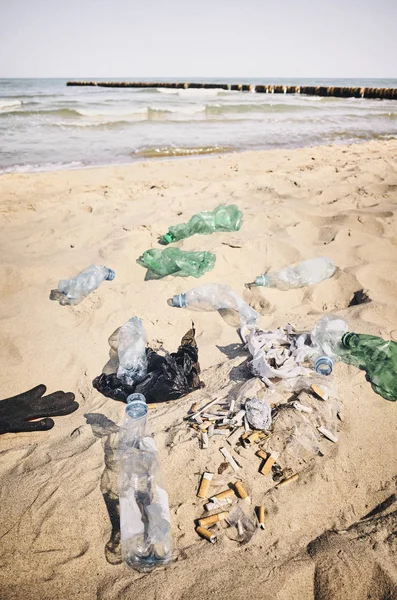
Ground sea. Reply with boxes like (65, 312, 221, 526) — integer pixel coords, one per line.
(1, 77, 397, 174)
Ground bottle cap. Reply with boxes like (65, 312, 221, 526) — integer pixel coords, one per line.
(255, 274, 268, 287)
(105, 268, 116, 281)
(169, 293, 187, 308)
(126, 393, 147, 418)
(314, 356, 333, 376)
(162, 232, 174, 245)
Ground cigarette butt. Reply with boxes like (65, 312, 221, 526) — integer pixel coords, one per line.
(243, 415, 250, 433)
(278, 473, 299, 487)
(260, 452, 279, 476)
(210, 488, 235, 502)
(196, 526, 217, 543)
(190, 402, 199, 413)
(256, 450, 268, 461)
(208, 424, 215, 438)
(201, 431, 209, 449)
(234, 481, 250, 504)
(318, 426, 338, 443)
(227, 428, 242, 446)
(198, 511, 228, 527)
(292, 401, 313, 414)
(213, 429, 228, 436)
(193, 415, 203, 425)
(229, 399, 236, 416)
(197, 472, 213, 498)
(204, 498, 232, 511)
(258, 505, 265, 529)
(311, 384, 328, 401)
(220, 447, 240, 472)
(245, 431, 263, 445)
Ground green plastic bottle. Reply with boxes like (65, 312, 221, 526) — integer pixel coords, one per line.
(137, 247, 216, 279)
(160, 204, 243, 245)
(340, 333, 397, 401)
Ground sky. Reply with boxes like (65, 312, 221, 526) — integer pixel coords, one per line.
(0, 0, 396, 78)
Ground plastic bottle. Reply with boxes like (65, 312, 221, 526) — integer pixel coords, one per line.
(118, 393, 173, 572)
(340, 333, 397, 401)
(50, 264, 115, 305)
(117, 317, 148, 385)
(247, 257, 336, 290)
(168, 283, 259, 330)
(310, 315, 348, 375)
(137, 247, 216, 279)
(160, 204, 243, 244)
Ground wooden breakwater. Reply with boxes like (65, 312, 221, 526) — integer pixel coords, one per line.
(66, 81, 397, 99)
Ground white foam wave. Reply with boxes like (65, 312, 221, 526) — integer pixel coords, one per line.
(0, 99, 22, 111)
(156, 88, 227, 97)
(149, 104, 206, 115)
(76, 106, 148, 117)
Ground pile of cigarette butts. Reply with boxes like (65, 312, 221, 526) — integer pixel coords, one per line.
(186, 380, 336, 544)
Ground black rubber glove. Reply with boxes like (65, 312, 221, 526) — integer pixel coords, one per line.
(0, 385, 78, 434)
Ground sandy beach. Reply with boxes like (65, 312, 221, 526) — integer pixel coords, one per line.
(1, 140, 397, 599)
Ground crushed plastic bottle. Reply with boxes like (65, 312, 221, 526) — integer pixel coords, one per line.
(168, 283, 259, 331)
(160, 204, 243, 245)
(340, 333, 397, 401)
(137, 247, 216, 279)
(118, 393, 173, 572)
(309, 315, 348, 375)
(50, 264, 115, 305)
(117, 317, 148, 386)
(247, 257, 336, 290)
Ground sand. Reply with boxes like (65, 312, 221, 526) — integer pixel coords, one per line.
(0, 140, 397, 600)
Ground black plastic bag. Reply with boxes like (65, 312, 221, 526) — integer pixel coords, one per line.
(93, 327, 203, 404)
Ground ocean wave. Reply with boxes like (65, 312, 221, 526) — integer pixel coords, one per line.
(0, 99, 22, 111)
(148, 104, 206, 116)
(0, 160, 85, 174)
(134, 145, 235, 158)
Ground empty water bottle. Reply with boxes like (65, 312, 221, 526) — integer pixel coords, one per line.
(168, 283, 259, 330)
(117, 317, 148, 385)
(160, 204, 243, 244)
(310, 315, 348, 375)
(118, 393, 173, 572)
(340, 333, 397, 401)
(247, 257, 336, 290)
(137, 247, 216, 279)
(50, 264, 115, 305)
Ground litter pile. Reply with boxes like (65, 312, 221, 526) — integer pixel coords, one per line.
(185, 357, 342, 544)
(2, 198, 395, 576)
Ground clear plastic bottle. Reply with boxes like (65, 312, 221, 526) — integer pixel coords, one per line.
(168, 283, 259, 330)
(310, 315, 348, 375)
(118, 393, 173, 572)
(117, 317, 148, 386)
(248, 257, 335, 290)
(50, 264, 115, 305)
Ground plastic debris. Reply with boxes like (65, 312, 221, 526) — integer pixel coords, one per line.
(117, 317, 148, 385)
(93, 326, 202, 404)
(160, 204, 243, 244)
(137, 247, 216, 279)
(246, 326, 312, 383)
(339, 333, 397, 401)
(245, 397, 272, 430)
(246, 256, 336, 290)
(225, 505, 256, 544)
(118, 393, 173, 572)
(50, 264, 115, 305)
(168, 283, 260, 332)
